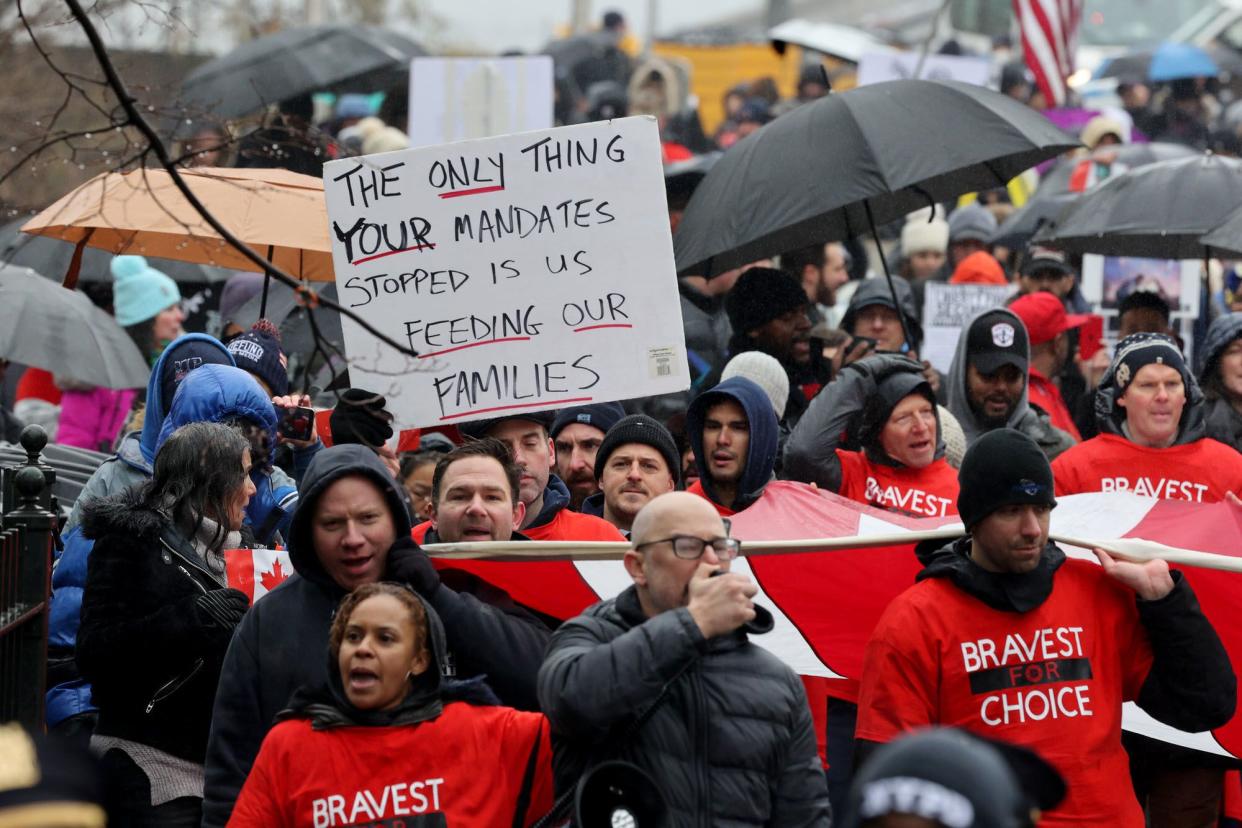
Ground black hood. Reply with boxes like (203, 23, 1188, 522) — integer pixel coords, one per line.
(1094, 334, 1205, 444)
(288, 445, 414, 591)
(840, 276, 924, 351)
(280, 590, 499, 729)
(917, 536, 1066, 613)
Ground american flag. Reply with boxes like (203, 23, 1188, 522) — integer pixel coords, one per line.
(1014, 0, 1083, 106)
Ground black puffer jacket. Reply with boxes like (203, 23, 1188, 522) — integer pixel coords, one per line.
(76, 488, 237, 763)
(538, 585, 831, 827)
(201, 445, 552, 827)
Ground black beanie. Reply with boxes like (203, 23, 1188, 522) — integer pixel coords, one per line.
(725, 266, 808, 334)
(957, 429, 1055, 529)
(1110, 332, 1186, 395)
(594, 414, 681, 485)
(329, 388, 394, 449)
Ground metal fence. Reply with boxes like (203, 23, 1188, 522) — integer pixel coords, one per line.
(0, 425, 57, 728)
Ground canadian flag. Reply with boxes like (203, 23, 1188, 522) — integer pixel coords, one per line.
(225, 547, 295, 603)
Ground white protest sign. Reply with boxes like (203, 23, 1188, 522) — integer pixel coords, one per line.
(408, 56, 553, 148)
(322, 116, 689, 428)
(922, 282, 1012, 373)
(857, 51, 992, 87)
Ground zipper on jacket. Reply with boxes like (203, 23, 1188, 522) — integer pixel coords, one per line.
(145, 657, 204, 714)
(159, 537, 216, 593)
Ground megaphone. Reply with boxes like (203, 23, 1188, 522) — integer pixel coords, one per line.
(574, 760, 668, 828)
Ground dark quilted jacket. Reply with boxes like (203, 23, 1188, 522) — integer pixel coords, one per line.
(537, 585, 831, 827)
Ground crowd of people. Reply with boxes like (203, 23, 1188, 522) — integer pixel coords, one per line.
(6, 9, 1242, 828)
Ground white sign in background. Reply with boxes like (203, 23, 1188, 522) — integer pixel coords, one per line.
(408, 56, 553, 148)
(323, 116, 690, 428)
(856, 51, 992, 88)
(921, 282, 1012, 374)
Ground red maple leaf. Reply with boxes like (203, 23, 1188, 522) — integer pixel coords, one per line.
(259, 558, 288, 594)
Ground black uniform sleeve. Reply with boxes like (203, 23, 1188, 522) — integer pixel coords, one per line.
(1135, 572, 1237, 732)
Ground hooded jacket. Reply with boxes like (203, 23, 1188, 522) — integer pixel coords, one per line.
(523, 473, 625, 542)
(839, 276, 924, 353)
(1197, 313, 1242, 452)
(538, 585, 831, 827)
(201, 445, 551, 827)
(686, 376, 779, 513)
(946, 307, 1075, 459)
(75, 487, 237, 763)
(857, 536, 1235, 825)
(228, 594, 553, 828)
(1052, 341, 1242, 500)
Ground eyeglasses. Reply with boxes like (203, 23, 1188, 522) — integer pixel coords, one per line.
(634, 535, 742, 561)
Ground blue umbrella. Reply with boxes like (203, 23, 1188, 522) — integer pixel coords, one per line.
(1095, 42, 1242, 83)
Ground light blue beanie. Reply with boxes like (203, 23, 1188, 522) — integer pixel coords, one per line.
(110, 255, 181, 326)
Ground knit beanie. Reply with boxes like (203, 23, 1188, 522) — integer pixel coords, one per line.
(948, 203, 998, 244)
(594, 414, 680, 484)
(329, 388, 395, 449)
(550, 402, 626, 440)
(900, 217, 950, 256)
(226, 319, 289, 397)
(1110, 332, 1186, 395)
(950, 250, 1006, 285)
(957, 429, 1056, 529)
(111, 255, 180, 326)
(158, 336, 235, 410)
(722, 351, 789, 416)
(725, 266, 808, 334)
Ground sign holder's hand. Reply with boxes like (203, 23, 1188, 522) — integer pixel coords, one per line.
(1093, 547, 1175, 601)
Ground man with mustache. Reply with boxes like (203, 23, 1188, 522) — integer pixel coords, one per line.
(457, 413, 624, 542)
(945, 308, 1075, 459)
(684, 376, 780, 516)
(550, 402, 626, 511)
(580, 414, 680, 536)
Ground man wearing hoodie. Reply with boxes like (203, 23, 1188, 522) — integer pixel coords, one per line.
(1052, 332, 1242, 501)
(201, 444, 551, 827)
(856, 429, 1235, 826)
(1196, 313, 1242, 454)
(457, 413, 624, 541)
(840, 275, 943, 399)
(946, 308, 1075, 459)
(785, 354, 958, 518)
(685, 376, 779, 516)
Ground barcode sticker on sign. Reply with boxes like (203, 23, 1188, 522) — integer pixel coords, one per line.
(648, 346, 677, 378)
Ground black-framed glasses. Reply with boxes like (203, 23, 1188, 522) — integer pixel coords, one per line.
(634, 535, 741, 561)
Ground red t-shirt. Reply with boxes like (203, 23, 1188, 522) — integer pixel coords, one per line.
(836, 450, 959, 518)
(686, 478, 736, 516)
(1051, 433, 1242, 502)
(856, 559, 1154, 826)
(1029, 368, 1082, 441)
(229, 702, 553, 827)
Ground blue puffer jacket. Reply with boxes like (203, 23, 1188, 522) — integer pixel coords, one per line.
(46, 352, 304, 727)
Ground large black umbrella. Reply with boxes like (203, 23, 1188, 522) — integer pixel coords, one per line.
(1033, 153, 1242, 258)
(1200, 203, 1242, 258)
(673, 79, 1078, 277)
(177, 25, 425, 121)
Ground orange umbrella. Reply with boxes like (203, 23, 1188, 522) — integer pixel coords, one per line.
(21, 166, 334, 282)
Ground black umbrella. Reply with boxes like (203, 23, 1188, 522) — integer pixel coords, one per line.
(177, 25, 425, 121)
(1199, 202, 1242, 258)
(1033, 152, 1242, 258)
(992, 191, 1081, 248)
(673, 79, 1078, 278)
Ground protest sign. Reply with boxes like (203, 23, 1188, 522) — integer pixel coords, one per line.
(857, 51, 991, 87)
(322, 116, 690, 428)
(922, 282, 1011, 373)
(408, 56, 553, 148)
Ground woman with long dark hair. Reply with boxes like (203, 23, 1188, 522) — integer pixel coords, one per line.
(229, 582, 554, 827)
(77, 421, 255, 826)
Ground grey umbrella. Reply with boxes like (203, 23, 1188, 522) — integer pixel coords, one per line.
(673, 79, 1078, 278)
(177, 25, 425, 121)
(1033, 152, 1242, 258)
(1200, 202, 1242, 258)
(0, 264, 150, 389)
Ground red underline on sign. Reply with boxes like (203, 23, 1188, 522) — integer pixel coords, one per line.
(351, 243, 436, 265)
(438, 185, 506, 199)
(418, 336, 530, 359)
(573, 323, 634, 333)
(441, 397, 594, 422)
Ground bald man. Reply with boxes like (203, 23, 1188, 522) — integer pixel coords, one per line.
(538, 492, 831, 825)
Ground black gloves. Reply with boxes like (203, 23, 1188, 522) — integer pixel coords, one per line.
(386, 537, 442, 597)
(845, 353, 924, 384)
(194, 588, 250, 631)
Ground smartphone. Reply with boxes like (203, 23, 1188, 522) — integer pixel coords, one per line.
(277, 405, 315, 442)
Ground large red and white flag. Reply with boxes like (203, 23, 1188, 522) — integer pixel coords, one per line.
(227, 482, 1242, 760)
(1014, 0, 1083, 106)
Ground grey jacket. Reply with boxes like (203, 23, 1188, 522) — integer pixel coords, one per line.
(946, 307, 1075, 459)
(537, 585, 831, 827)
(1196, 313, 1242, 452)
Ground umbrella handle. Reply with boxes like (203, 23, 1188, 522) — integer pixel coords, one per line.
(863, 200, 915, 354)
(63, 229, 94, 291)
